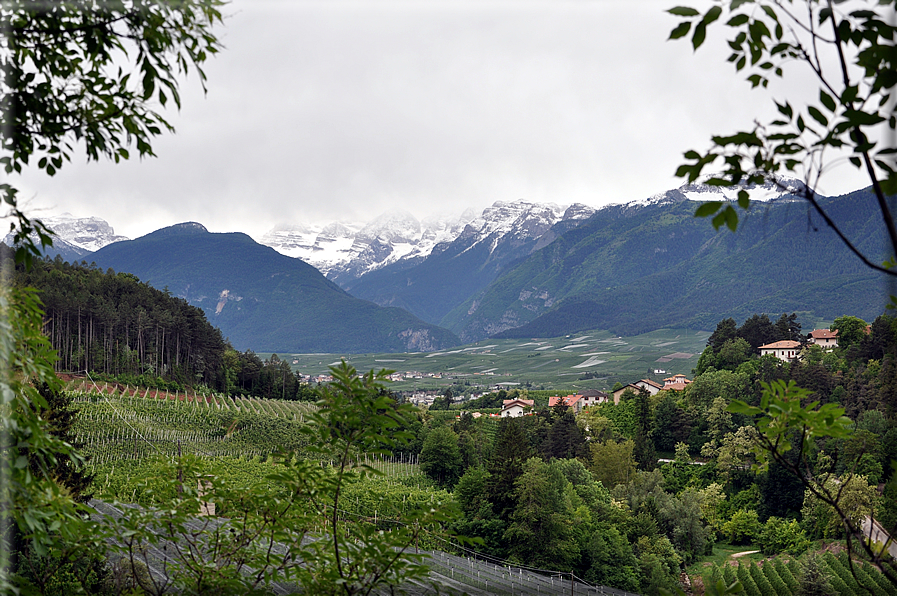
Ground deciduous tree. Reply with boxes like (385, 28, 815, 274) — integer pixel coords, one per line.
(669, 0, 897, 280)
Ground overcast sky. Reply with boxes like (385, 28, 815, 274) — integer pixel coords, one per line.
(10, 0, 871, 241)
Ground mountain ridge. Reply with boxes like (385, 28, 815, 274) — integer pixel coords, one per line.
(85, 223, 460, 354)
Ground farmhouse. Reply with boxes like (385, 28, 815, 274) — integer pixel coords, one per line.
(808, 329, 838, 350)
(634, 379, 663, 395)
(759, 340, 802, 361)
(501, 398, 534, 418)
(611, 384, 643, 405)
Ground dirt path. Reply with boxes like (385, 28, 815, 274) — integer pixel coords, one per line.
(730, 550, 760, 559)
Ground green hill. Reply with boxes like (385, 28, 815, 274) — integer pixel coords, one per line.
(87, 223, 460, 353)
(444, 189, 888, 341)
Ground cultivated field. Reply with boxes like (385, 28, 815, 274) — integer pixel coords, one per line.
(274, 327, 711, 393)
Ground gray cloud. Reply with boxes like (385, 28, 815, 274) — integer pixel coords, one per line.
(11, 0, 868, 241)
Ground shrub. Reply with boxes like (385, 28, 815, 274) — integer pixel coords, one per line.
(722, 509, 762, 545)
(774, 557, 799, 593)
(758, 516, 812, 556)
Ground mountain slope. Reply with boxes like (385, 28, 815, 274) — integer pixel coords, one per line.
(259, 209, 478, 284)
(447, 187, 888, 341)
(87, 223, 460, 353)
(343, 202, 596, 325)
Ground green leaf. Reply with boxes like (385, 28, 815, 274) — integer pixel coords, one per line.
(669, 21, 692, 40)
(807, 106, 828, 126)
(737, 189, 750, 209)
(819, 90, 837, 112)
(668, 6, 700, 16)
(695, 201, 723, 218)
(760, 6, 778, 22)
(723, 205, 738, 231)
(727, 14, 749, 27)
(702, 5, 722, 25)
(693, 21, 707, 49)
(728, 399, 762, 416)
(776, 102, 793, 119)
(844, 109, 885, 126)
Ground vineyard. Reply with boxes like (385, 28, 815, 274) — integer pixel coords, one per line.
(702, 551, 897, 596)
(68, 379, 639, 595)
(67, 378, 319, 464)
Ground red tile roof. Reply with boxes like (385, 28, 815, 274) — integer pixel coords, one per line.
(810, 329, 838, 339)
(548, 395, 582, 407)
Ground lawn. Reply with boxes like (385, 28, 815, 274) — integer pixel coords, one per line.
(687, 542, 766, 576)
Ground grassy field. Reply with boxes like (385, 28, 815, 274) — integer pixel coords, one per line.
(686, 542, 766, 576)
(266, 326, 711, 393)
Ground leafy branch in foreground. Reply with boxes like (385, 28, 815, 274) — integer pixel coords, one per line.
(668, 0, 897, 276)
(1, 0, 225, 267)
(729, 380, 897, 586)
(97, 361, 456, 596)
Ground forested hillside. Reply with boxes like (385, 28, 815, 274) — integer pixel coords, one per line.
(86, 223, 460, 353)
(445, 189, 887, 341)
(404, 311, 897, 593)
(13, 252, 319, 400)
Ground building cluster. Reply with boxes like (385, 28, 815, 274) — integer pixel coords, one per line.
(758, 328, 845, 361)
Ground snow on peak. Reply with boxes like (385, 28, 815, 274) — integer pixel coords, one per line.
(3, 212, 128, 253)
(641, 174, 808, 206)
(259, 199, 589, 281)
(464, 200, 569, 240)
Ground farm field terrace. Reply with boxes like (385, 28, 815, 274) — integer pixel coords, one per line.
(273, 327, 711, 393)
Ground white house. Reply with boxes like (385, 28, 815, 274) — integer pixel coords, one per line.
(501, 398, 534, 418)
(808, 329, 838, 350)
(759, 340, 802, 361)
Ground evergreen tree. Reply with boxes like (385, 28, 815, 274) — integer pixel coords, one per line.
(543, 408, 586, 460)
(632, 389, 657, 471)
(30, 382, 94, 503)
(708, 318, 737, 352)
(487, 418, 533, 521)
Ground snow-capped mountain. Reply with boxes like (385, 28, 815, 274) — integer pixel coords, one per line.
(3, 213, 128, 260)
(639, 174, 808, 207)
(260, 200, 594, 286)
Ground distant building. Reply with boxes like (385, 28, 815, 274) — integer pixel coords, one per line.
(548, 390, 610, 413)
(579, 389, 610, 408)
(662, 374, 692, 391)
(501, 399, 534, 418)
(634, 379, 663, 395)
(759, 340, 802, 361)
(612, 384, 642, 405)
(808, 329, 838, 350)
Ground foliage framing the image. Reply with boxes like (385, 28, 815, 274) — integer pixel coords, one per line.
(97, 361, 453, 595)
(0, 0, 225, 267)
(668, 0, 897, 276)
(729, 380, 897, 585)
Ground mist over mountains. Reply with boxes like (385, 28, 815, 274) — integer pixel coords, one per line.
(19, 178, 890, 352)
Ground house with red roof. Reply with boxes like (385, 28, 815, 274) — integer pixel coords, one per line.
(548, 390, 610, 413)
(662, 374, 692, 391)
(808, 329, 838, 350)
